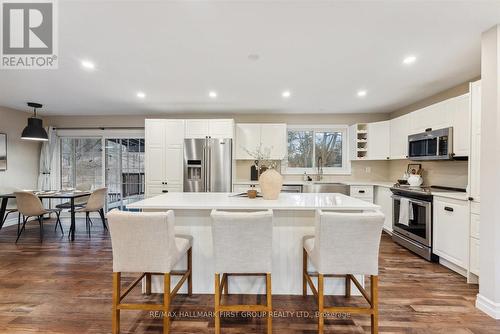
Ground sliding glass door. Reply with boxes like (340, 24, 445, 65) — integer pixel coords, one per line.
(59, 136, 144, 211)
(105, 138, 145, 211)
(60, 138, 103, 190)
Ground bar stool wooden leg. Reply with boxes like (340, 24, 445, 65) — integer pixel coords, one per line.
(163, 273, 171, 334)
(318, 274, 324, 334)
(214, 273, 221, 334)
(345, 274, 351, 297)
(145, 273, 152, 295)
(187, 248, 193, 296)
(112, 272, 121, 334)
(266, 273, 272, 334)
(302, 248, 307, 296)
(370, 275, 379, 334)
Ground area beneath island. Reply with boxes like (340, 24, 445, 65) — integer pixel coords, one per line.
(127, 192, 381, 296)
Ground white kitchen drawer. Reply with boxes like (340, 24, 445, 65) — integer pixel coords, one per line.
(470, 237, 480, 276)
(350, 185, 373, 198)
(470, 213, 480, 239)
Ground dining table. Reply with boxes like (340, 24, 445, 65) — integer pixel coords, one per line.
(0, 190, 92, 241)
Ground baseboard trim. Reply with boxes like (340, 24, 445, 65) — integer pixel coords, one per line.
(476, 294, 500, 319)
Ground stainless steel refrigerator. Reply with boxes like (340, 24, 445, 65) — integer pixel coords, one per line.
(184, 138, 232, 192)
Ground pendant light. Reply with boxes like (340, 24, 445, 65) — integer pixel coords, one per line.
(21, 102, 48, 141)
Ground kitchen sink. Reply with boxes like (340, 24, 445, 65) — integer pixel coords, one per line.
(302, 183, 349, 194)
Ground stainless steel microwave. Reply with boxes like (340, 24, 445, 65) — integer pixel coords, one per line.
(408, 127, 453, 160)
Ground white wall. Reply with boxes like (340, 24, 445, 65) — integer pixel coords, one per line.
(477, 24, 500, 319)
(0, 107, 41, 224)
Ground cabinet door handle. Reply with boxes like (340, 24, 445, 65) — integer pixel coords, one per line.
(468, 197, 474, 201)
(444, 206, 454, 212)
(162, 190, 168, 193)
(358, 190, 365, 194)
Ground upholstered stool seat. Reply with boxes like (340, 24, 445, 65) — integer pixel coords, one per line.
(211, 209, 273, 334)
(303, 210, 385, 334)
(107, 210, 193, 334)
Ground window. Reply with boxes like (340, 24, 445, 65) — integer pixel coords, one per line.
(58, 130, 145, 212)
(285, 125, 350, 174)
(60, 138, 103, 190)
(105, 138, 145, 211)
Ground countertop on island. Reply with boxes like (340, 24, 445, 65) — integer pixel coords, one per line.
(127, 192, 380, 211)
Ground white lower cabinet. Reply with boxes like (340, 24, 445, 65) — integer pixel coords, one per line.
(374, 186, 393, 233)
(433, 196, 469, 270)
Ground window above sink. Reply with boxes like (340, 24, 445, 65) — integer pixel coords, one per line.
(283, 125, 351, 175)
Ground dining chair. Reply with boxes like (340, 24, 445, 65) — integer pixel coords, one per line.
(210, 209, 273, 334)
(55, 182, 92, 210)
(14, 192, 63, 243)
(1, 199, 20, 231)
(74, 187, 108, 237)
(302, 210, 385, 334)
(107, 209, 192, 334)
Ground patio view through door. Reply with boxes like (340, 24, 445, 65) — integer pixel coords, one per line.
(60, 136, 145, 211)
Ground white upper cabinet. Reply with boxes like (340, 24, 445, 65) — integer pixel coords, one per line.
(451, 94, 470, 157)
(145, 119, 185, 197)
(185, 119, 209, 138)
(235, 123, 287, 160)
(259, 124, 287, 160)
(185, 119, 234, 139)
(367, 121, 390, 160)
(208, 119, 234, 139)
(389, 114, 410, 159)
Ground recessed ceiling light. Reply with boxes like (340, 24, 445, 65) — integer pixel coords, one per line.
(136, 92, 146, 99)
(81, 60, 95, 70)
(403, 55, 417, 65)
(282, 90, 291, 98)
(357, 90, 367, 97)
(248, 54, 260, 61)
(209, 91, 218, 99)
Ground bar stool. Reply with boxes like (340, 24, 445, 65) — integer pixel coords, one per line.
(107, 210, 192, 334)
(302, 210, 385, 334)
(210, 209, 273, 334)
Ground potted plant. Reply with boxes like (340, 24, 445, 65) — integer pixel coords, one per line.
(244, 144, 283, 200)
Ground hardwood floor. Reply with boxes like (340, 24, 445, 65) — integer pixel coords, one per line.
(0, 218, 499, 333)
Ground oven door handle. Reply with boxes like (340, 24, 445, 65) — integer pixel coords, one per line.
(391, 195, 431, 207)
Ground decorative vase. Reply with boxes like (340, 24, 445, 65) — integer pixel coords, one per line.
(259, 169, 283, 200)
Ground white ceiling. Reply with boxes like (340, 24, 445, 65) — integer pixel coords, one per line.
(1, 0, 500, 116)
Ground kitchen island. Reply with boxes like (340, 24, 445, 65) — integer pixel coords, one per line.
(127, 192, 381, 296)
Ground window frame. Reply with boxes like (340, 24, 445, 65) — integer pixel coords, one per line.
(283, 124, 351, 175)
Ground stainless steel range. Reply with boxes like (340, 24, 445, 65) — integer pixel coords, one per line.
(390, 184, 465, 262)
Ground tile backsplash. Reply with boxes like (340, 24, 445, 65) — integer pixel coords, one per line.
(236, 158, 469, 189)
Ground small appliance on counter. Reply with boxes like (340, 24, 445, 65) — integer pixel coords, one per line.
(250, 162, 259, 181)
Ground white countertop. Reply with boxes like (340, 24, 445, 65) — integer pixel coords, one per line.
(127, 192, 380, 211)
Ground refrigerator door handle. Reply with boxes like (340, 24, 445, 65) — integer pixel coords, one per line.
(207, 138, 211, 192)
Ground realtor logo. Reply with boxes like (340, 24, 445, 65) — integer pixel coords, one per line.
(1, 0, 58, 69)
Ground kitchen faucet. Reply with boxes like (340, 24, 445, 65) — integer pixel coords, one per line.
(317, 156, 323, 181)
